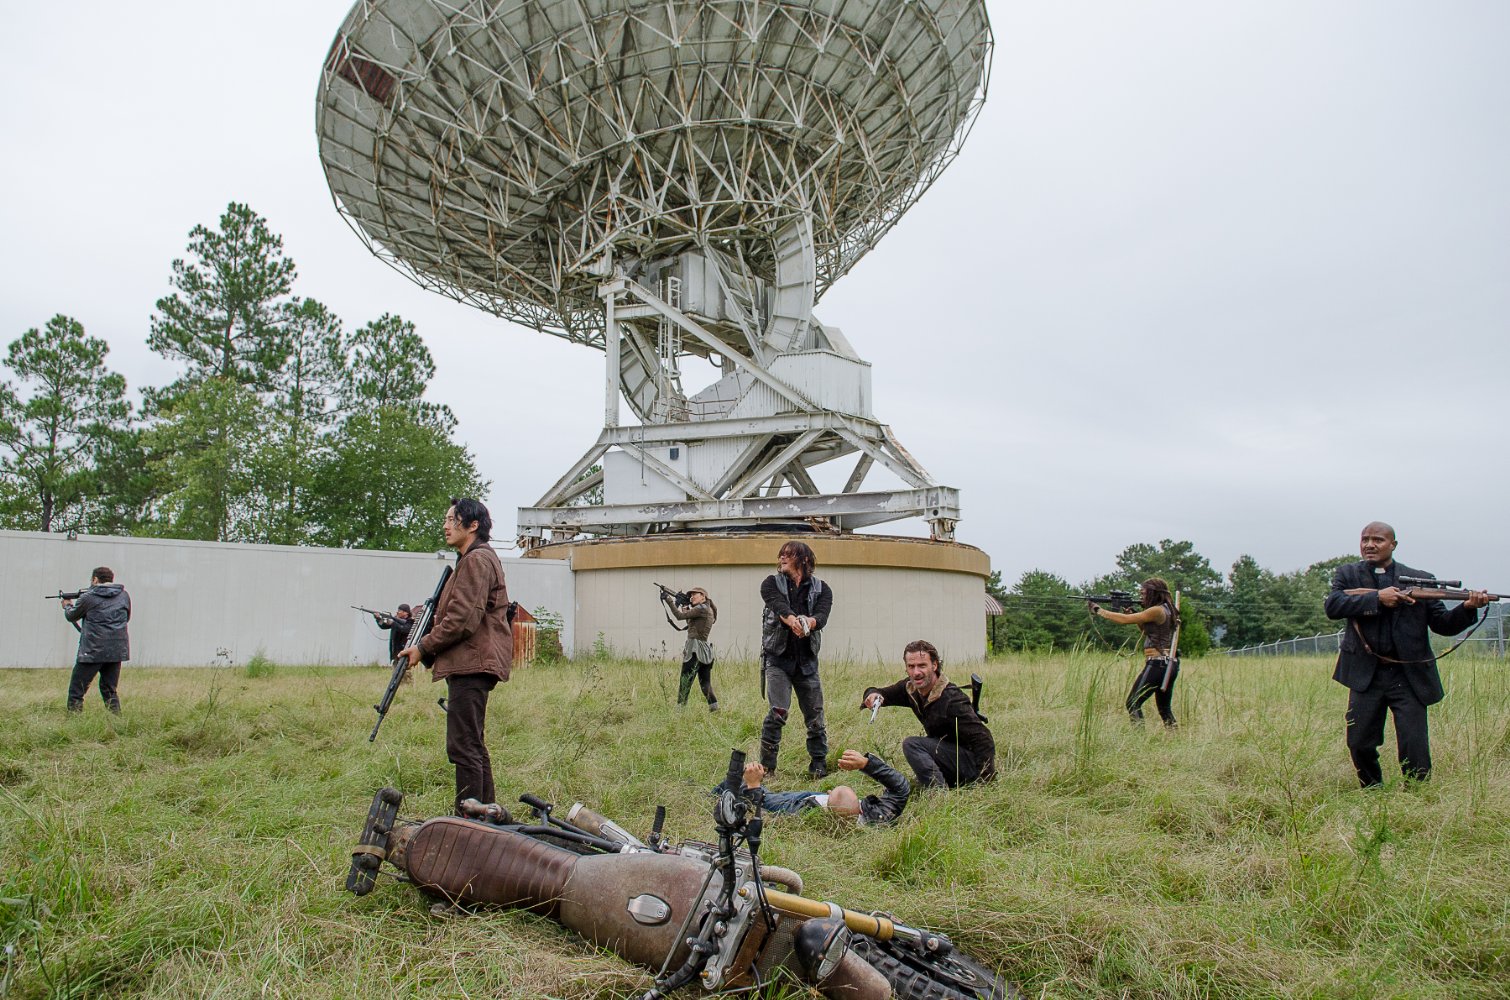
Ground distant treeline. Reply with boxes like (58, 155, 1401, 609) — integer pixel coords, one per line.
(0, 202, 487, 550)
(988, 539, 1355, 655)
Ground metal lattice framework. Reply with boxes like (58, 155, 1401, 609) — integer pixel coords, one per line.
(316, 0, 991, 543)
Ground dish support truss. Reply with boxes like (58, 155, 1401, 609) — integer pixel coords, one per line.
(518, 226, 959, 546)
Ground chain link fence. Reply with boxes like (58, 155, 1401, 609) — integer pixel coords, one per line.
(1227, 604, 1508, 658)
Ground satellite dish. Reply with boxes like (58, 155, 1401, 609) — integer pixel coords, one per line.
(317, 1, 991, 544)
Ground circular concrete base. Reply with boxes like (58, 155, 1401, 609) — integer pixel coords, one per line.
(524, 533, 991, 665)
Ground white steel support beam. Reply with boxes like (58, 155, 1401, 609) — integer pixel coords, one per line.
(518, 487, 962, 533)
(600, 411, 879, 445)
(710, 435, 775, 496)
(881, 425, 937, 486)
(842, 453, 875, 494)
(784, 463, 820, 497)
(833, 426, 932, 489)
(534, 437, 611, 508)
(725, 430, 824, 499)
(601, 282, 620, 427)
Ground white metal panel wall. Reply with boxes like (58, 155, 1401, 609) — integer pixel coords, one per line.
(604, 446, 690, 505)
(729, 380, 783, 419)
(769, 352, 872, 417)
(0, 530, 574, 668)
(570, 564, 985, 666)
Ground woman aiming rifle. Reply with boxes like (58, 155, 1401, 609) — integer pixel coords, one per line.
(662, 586, 719, 711)
(1090, 578, 1181, 727)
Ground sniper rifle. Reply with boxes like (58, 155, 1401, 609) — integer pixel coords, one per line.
(1342, 576, 1507, 603)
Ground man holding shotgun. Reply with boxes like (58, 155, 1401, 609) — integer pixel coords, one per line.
(1324, 521, 1491, 787)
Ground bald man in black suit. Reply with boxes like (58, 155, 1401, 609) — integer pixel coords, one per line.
(1324, 521, 1488, 787)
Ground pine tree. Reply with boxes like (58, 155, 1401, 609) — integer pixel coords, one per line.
(0, 316, 134, 532)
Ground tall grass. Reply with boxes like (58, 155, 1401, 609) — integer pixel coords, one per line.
(1, 652, 1508, 998)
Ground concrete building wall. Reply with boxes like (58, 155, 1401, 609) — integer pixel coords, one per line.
(0, 530, 574, 668)
(530, 533, 989, 667)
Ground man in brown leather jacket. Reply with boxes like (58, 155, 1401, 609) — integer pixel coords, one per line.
(399, 498, 513, 812)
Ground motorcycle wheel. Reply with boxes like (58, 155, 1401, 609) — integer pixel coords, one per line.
(849, 935, 1017, 1000)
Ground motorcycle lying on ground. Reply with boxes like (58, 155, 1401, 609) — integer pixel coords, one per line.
(346, 751, 1014, 999)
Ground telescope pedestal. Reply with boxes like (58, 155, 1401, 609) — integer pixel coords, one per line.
(517, 273, 960, 548)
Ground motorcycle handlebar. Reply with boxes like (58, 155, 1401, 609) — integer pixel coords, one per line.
(519, 793, 552, 815)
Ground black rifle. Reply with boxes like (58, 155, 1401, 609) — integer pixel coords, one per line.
(654, 582, 690, 605)
(654, 582, 690, 631)
(1069, 590, 1138, 612)
(351, 605, 397, 625)
(969, 672, 989, 724)
(49, 588, 88, 633)
(370, 565, 452, 742)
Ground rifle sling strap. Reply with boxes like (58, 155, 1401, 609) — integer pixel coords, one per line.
(1349, 614, 1486, 666)
(662, 604, 688, 632)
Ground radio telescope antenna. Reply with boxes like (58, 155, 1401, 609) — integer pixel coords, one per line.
(317, 0, 992, 545)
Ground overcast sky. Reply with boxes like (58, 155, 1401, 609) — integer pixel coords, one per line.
(2, 1, 1505, 588)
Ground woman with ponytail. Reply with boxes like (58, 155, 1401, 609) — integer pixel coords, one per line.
(1090, 578, 1181, 727)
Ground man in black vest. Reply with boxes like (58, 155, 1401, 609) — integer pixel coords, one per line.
(1324, 521, 1487, 786)
(759, 540, 833, 778)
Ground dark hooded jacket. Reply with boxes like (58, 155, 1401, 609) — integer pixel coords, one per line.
(64, 583, 131, 663)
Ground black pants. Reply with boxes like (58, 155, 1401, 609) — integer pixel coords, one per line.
(445, 674, 498, 813)
(902, 736, 981, 789)
(1346, 666, 1430, 786)
(760, 662, 827, 771)
(1126, 657, 1179, 726)
(677, 656, 717, 705)
(68, 660, 121, 712)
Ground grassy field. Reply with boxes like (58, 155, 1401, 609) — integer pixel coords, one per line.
(2, 650, 1508, 999)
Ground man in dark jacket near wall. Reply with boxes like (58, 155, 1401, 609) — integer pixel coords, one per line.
(62, 566, 131, 714)
(398, 498, 513, 813)
(1324, 521, 1487, 787)
(377, 604, 413, 661)
(862, 639, 995, 789)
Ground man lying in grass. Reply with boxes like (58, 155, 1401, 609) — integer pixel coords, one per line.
(715, 750, 910, 826)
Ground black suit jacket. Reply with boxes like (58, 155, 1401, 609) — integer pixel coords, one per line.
(1323, 560, 1479, 706)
